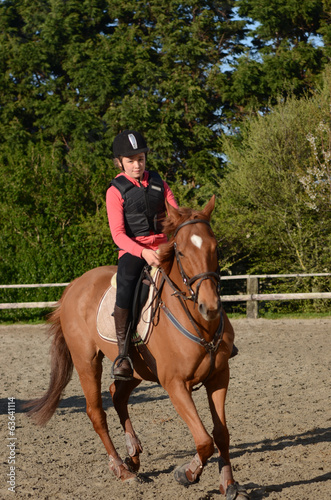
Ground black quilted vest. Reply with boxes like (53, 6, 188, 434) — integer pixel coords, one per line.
(110, 171, 166, 237)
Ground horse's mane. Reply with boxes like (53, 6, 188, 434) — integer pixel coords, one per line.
(158, 206, 209, 274)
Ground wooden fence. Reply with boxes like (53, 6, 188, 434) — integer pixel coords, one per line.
(1, 273, 330, 318)
(219, 273, 331, 318)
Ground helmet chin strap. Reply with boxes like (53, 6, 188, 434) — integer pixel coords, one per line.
(118, 157, 124, 170)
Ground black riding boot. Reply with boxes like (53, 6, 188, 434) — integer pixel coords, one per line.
(112, 305, 133, 381)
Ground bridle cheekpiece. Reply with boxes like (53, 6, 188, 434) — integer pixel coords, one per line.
(172, 219, 221, 303)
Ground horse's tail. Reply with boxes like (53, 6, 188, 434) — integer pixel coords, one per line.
(25, 296, 74, 426)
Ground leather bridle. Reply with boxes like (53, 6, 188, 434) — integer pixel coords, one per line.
(155, 218, 224, 386)
(172, 219, 221, 303)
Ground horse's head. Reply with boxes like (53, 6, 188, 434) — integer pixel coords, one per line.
(159, 195, 221, 322)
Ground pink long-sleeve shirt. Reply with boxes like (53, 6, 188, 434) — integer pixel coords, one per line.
(106, 171, 178, 258)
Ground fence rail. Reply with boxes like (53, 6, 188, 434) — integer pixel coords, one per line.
(1, 273, 330, 318)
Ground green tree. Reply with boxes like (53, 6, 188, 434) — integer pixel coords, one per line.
(1, 0, 330, 309)
(0, 0, 246, 291)
(221, 0, 330, 123)
(217, 69, 331, 277)
(0, 0, 247, 185)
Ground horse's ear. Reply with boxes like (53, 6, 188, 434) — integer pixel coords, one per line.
(166, 200, 181, 223)
(202, 195, 216, 219)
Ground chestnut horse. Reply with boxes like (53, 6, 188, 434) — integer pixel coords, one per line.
(27, 196, 249, 499)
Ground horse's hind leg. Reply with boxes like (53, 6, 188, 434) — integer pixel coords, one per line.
(110, 379, 143, 472)
(71, 348, 136, 482)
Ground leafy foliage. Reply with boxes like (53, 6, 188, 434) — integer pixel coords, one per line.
(222, 0, 329, 123)
(0, 0, 330, 318)
(218, 71, 331, 279)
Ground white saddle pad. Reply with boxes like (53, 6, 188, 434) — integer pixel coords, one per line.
(96, 270, 159, 344)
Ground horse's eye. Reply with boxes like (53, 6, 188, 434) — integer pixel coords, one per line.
(178, 250, 184, 257)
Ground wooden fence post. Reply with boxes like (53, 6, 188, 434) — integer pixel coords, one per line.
(247, 277, 259, 318)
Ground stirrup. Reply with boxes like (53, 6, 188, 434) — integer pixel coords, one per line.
(111, 354, 134, 381)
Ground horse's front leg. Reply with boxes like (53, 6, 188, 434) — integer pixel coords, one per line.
(205, 367, 250, 499)
(110, 379, 143, 473)
(164, 379, 214, 485)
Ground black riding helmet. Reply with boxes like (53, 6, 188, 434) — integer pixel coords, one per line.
(113, 130, 149, 158)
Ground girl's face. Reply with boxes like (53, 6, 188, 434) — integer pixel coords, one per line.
(121, 153, 146, 181)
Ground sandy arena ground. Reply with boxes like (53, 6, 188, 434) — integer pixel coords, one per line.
(0, 318, 330, 499)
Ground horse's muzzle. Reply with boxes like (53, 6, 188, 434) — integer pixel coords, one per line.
(198, 298, 221, 322)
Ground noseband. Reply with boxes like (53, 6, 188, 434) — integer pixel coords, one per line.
(173, 219, 221, 303)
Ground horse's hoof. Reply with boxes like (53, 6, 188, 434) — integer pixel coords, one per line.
(225, 482, 250, 500)
(174, 454, 203, 486)
(121, 470, 139, 483)
(174, 464, 199, 486)
(126, 474, 143, 484)
(124, 455, 140, 473)
(109, 455, 137, 482)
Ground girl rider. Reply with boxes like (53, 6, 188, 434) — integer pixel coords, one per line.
(106, 130, 178, 380)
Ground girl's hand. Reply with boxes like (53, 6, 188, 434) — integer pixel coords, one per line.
(142, 248, 160, 267)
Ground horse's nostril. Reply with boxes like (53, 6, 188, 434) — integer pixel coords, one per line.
(198, 303, 206, 316)
(198, 300, 221, 321)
